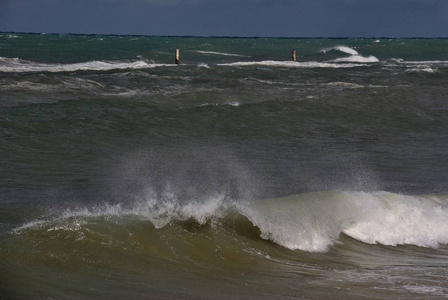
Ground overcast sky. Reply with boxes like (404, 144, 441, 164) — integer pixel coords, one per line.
(1, 0, 447, 37)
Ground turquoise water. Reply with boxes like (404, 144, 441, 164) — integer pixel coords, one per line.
(1, 33, 448, 299)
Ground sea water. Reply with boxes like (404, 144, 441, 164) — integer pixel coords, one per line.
(1, 34, 448, 299)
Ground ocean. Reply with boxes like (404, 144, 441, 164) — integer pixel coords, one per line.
(1, 33, 448, 299)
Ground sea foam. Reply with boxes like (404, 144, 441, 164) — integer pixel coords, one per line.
(218, 60, 368, 68)
(0, 57, 173, 73)
(195, 50, 249, 57)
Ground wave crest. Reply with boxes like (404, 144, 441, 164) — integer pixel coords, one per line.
(320, 45, 379, 63)
(14, 191, 448, 253)
(321, 45, 359, 55)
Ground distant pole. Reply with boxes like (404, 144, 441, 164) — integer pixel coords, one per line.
(175, 49, 180, 64)
(292, 49, 297, 62)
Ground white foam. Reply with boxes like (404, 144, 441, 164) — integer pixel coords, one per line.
(402, 285, 448, 297)
(195, 50, 249, 57)
(320, 45, 379, 64)
(321, 46, 359, 56)
(327, 82, 365, 88)
(389, 58, 404, 63)
(197, 63, 210, 68)
(386, 59, 448, 67)
(0, 57, 174, 73)
(404, 60, 448, 65)
(331, 55, 379, 63)
(241, 191, 448, 252)
(218, 60, 368, 68)
(199, 101, 241, 108)
(405, 67, 436, 73)
(343, 192, 448, 247)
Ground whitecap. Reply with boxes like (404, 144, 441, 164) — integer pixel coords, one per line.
(388, 58, 404, 63)
(241, 191, 448, 252)
(405, 67, 436, 73)
(320, 45, 379, 63)
(327, 82, 364, 88)
(331, 55, 379, 63)
(404, 60, 448, 65)
(320, 45, 359, 55)
(197, 63, 210, 68)
(0, 57, 175, 73)
(218, 60, 369, 68)
(195, 50, 249, 57)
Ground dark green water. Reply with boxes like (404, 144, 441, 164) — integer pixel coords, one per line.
(1, 33, 448, 299)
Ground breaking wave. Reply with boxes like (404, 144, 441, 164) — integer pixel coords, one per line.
(321, 45, 359, 56)
(14, 191, 448, 253)
(320, 45, 379, 63)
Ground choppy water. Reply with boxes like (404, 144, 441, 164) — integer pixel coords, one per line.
(1, 33, 448, 299)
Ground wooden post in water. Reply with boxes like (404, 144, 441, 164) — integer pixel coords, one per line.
(175, 49, 180, 64)
(292, 49, 297, 62)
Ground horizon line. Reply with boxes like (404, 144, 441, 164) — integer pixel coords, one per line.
(2, 31, 448, 39)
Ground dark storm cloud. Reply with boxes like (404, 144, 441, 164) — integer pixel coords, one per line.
(1, 0, 447, 37)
